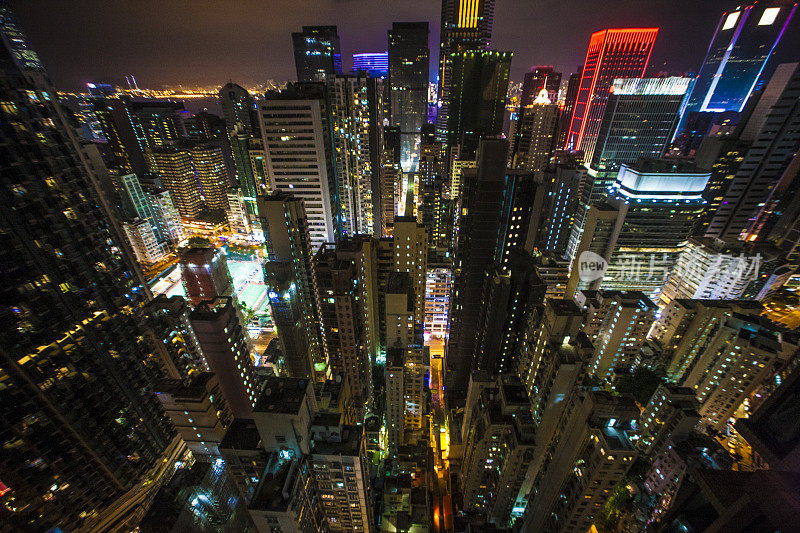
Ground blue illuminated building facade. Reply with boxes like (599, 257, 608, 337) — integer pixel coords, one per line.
(603, 160, 710, 298)
(353, 51, 389, 77)
(677, 1, 797, 133)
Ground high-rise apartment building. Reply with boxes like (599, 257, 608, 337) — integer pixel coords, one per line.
(678, 313, 794, 430)
(392, 216, 428, 325)
(384, 273, 427, 449)
(388, 22, 430, 168)
(150, 146, 202, 219)
(566, 28, 659, 161)
(189, 297, 258, 418)
(637, 384, 700, 457)
(150, 189, 186, 243)
(0, 8, 176, 528)
(328, 73, 384, 235)
(473, 250, 546, 376)
(522, 391, 639, 532)
(590, 77, 691, 170)
(588, 291, 657, 379)
(226, 186, 252, 236)
(447, 138, 509, 394)
(121, 173, 168, 242)
(292, 26, 342, 82)
(128, 99, 185, 149)
(649, 299, 763, 376)
(425, 267, 452, 338)
(460, 376, 537, 527)
(417, 124, 450, 248)
(257, 192, 325, 379)
(259, 83, 338, 250)
(142, 294, 207, 380)
(314, 243, 371, 421)
(123, 218, 169, 264)
(380, 126, 402, 236)
(154, 373, 234, 456)
(705, 63, 800, 240)
(677, 1, 797, 133)
(660, 237, 765, 306)
(190, 143, 230, 211)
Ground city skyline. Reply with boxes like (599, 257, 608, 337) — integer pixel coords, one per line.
(4, 0, 800, 531)
(16, 0, 799, 90)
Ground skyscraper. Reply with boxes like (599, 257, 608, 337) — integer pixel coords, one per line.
(179, 245, 235, 305)
(388, 22, 430, 169)
(190, 143, 230, 211)
(150, 146, 202, 219)
(380, 126, 402, 236)
(590, 77, 691, 170)
(705, 63, 800, 240)
(257, 192, 324, 379)
(445, 50, 512, 152)
(259, 83, 338, 250)
(587, 291, 657, 378)
(566, 28, 659, 161)
(437, 0, 495, 144)
(460, 376, 537, 527)
(189, 298, 258, 418)
(292, 26, 342, 82)
(511, 88, 560, 172)
(447, 138, 509, 394)
(417, 123, 449, 248)
(677, 1, 797, 133)
(556, 67, 583, 148)
(520, 65, 562, 106)
(328, 73, 384, 235)
(0, 7, 175, 528)
(218, 81, 256, 133)
(602, 161, 709, 297)
(522, 391, 639, 532)
(313, 243, 371, 421)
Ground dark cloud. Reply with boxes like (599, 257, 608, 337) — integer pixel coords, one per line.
(11, 0, 800, 91)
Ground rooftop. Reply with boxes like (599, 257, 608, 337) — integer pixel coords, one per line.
(154, 372, 215, 400)
(255, 377, 312, 415)
(547, 298, 583, 316)
(219, 419, 262, 451)
(249, 454, 298, 512)
(312, 424, 363, 456)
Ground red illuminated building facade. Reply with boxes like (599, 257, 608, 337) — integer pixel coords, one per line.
(566, 28, 659, 162)
(179, 246, 234, 305)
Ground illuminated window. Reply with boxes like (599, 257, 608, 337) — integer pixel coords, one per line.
(722, 11, 740, 30)
(759, 7, 780, 25)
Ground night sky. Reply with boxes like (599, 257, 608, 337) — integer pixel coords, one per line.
(12, 0, 800, 91)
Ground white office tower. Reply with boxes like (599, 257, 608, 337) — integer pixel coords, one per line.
(259, 84, 337, 251)
(226, 187, 252, 237)
(122, 219, 168, 264)
(150, 188, 186, 243)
